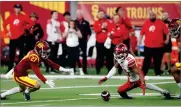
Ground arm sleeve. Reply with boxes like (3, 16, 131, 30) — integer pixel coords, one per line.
(3, 16, 11, 33)
(93, 21, 102, 34)
(106, 66, 117, 79)
(30, 63, 47, 83)
(140, 23, 146, 35)
(45, 59, 60, 70)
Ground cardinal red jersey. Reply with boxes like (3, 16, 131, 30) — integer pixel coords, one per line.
(14, 50, 60, 83)
(3, 13, 34, 40)
(108, 23, 128, 45)
(140, 19, 169, 48)
(94, 19, 110, 43)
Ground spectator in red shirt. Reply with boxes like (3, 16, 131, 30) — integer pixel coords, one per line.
(93, 10, 113, 74)
(108, 14, 126, 47)
(116, 7, 132, 49)
(139, 11, 169, 76)
(3, 4, 34, 72)
(130, 29, 138, 55)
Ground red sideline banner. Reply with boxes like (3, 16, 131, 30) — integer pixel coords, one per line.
(0, 1, 69, 44)
(78, 2, 180, 26)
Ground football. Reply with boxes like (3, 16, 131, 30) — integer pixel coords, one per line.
(101, 91, 110, 102)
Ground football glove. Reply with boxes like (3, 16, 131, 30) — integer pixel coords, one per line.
(98, 77, 107, 85)
(45, 80, 55, 88)
(140, 83, 146, 95)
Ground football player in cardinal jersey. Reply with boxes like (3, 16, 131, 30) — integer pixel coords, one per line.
(0, 40, 73, 101)
(98, 43, 172, 99)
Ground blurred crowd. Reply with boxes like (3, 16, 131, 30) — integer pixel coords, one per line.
(2, 4, 180, 76)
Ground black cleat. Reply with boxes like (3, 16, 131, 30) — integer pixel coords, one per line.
(0, 95, 7, 100)
(23, 92, 31, 101)
(119, 92, 133, 99)
(163, 92, 173, 99)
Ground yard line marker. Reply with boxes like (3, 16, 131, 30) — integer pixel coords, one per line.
(0, 74, 174, 80)
(1, 97, 99, 105)
(1, 81, 175, 92)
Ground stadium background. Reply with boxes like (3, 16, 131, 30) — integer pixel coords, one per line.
(1, 1, 180, 66)
(0, 1, 181, 106)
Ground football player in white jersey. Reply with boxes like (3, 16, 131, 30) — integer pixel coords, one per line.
(98, 43, 172, 99)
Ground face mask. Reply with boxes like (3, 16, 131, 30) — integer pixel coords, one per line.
(150, 18, 156, 22)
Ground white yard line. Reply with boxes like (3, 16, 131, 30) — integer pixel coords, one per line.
(0, 74, 174, 80)
(1, 97, 99, 105)
(1, 81, 175, 92)
(28, 104, 49, 106)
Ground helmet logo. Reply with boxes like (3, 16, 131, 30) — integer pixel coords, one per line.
(37, 42, 44, 48)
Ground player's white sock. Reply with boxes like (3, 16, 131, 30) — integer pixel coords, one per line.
(177, 83, 181, 89)
(25, 88, 30, 94)
(1, 87, 20, 98)
(146, 84, 166, 93)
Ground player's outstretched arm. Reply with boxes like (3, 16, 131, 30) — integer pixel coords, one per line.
(31, 63, 55, 88)
(45, 59, 73, 73)
(130, 65, 145, 95)
(98, 62, 119, 85)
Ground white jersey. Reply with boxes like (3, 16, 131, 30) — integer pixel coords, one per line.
(116, 54, 139, 82)
(46, 19, 62, 42)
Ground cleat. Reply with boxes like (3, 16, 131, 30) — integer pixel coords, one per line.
(23, 92, 31, 101)
(0, 95, 7, 100)
(119, 92, 133, 99)
(163, 91, 173, 99)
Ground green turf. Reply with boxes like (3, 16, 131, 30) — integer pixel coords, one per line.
(0, 78, 180, 106)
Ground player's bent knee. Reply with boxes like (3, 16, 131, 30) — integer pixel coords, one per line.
(33, 82, 40, 89)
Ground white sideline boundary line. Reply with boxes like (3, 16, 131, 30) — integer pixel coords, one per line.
(0, 74, 174, 80)
(0, 81, 175, 92)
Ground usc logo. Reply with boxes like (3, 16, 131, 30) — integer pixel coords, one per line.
(37, 42, 44, 48)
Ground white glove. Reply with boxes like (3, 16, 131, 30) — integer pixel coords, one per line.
(45, 80, 55, 88)
(59, 67, 72, 72)
(104, 37, 112, 49)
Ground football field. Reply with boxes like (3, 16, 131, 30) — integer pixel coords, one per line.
(0, 76, 180, 106)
